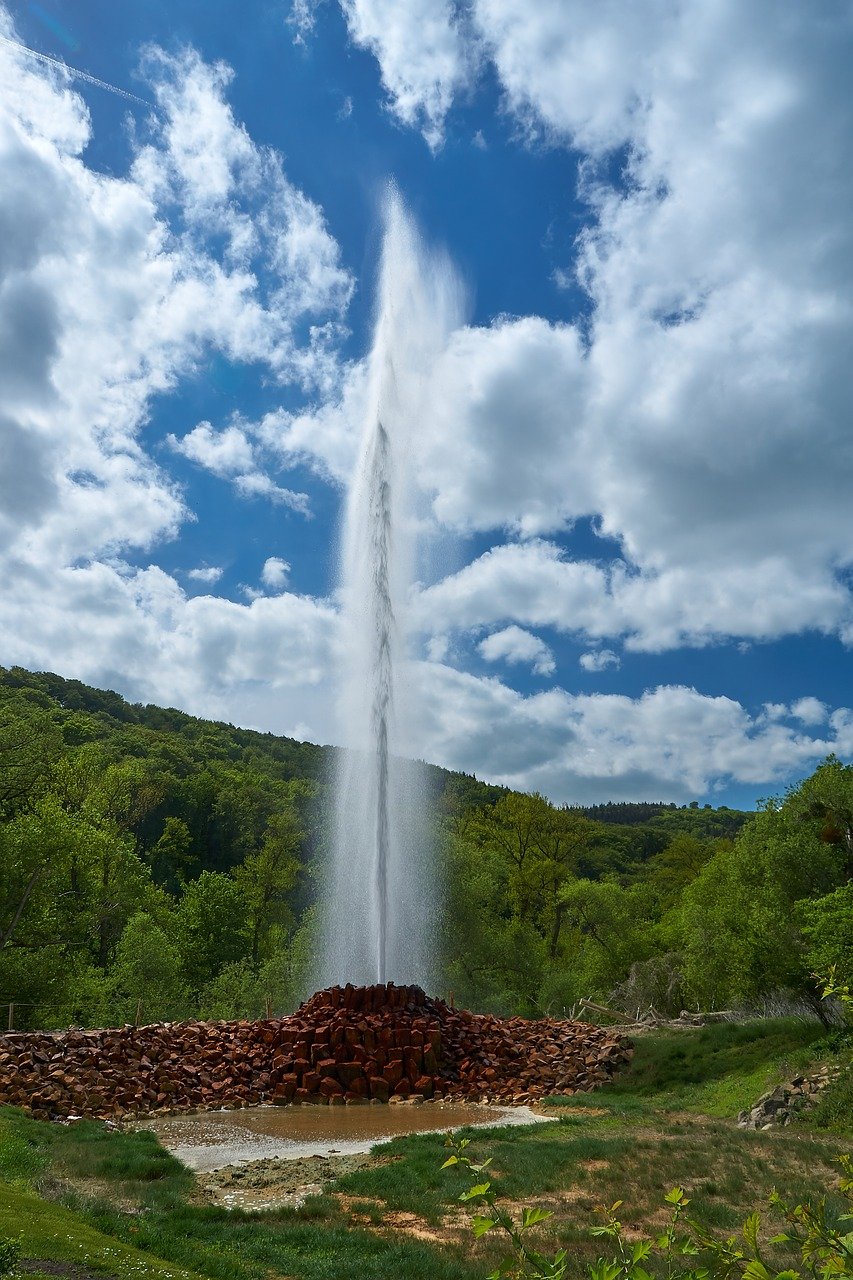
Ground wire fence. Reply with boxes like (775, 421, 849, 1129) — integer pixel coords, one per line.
(0, 996, 284, 1033)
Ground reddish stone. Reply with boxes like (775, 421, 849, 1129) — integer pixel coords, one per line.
(338, 1061, 365, 1087)
(368, 1076, 390, 1102)
(383, 1059, 404, 1087)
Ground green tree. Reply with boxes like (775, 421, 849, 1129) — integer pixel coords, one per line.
(786, 755, 853, 875)
(799, 885, 853, 986)
(175, 871, 251, 992)
(109, 912, 187, 1022)
(233, 803, 302, 964)
(557, 878, 661, 998)
(680, 799, 846, 1010)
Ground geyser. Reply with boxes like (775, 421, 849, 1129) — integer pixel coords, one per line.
(320, 187, 463, 988)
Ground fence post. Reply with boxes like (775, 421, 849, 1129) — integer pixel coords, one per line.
(265, 995, 272, 1020)
(7, 1002, 13, 1032)
(134, 997, 142, 1027)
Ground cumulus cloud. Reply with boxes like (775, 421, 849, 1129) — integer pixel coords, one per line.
(261, 557, 291, 589)
(789, 698, 829, 727)
(580, 649, 620, 673)
(333, 1, 853, 656)
(186, 565, 223, 584)
(5, 1, 853, 806)
(478, 624, 555, 675)
(0, 10, 349, 744)
(169, 420, 313, 514)
(338, 0, 477, 148)
(416, 540, 847, 653)
(404, 666, 849, 804)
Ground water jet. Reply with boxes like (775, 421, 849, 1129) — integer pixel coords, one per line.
(320, 188, 464, 988)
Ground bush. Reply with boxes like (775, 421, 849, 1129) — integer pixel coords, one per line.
(609, 952, 686, 1018)
(0, 1234, 20, 1277)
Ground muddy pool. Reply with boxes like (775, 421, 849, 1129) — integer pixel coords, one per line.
(140, 1100, 555, 1171)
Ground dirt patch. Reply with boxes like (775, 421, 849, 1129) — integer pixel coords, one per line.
(545, 1106, 610, 1119)
(19, 1264, 115, 1280)
(555, 1188, 598, 1207)
(196, 1150, 398, 1211)
(378, 1210, 448, 1244)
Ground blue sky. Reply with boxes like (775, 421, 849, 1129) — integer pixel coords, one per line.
(1, 0, 852, 807)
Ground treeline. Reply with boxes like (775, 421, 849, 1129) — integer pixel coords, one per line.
(0, 666, 850, 1029)
(443, 768, 853, 1019)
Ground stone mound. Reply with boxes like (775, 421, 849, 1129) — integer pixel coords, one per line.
(0, 982, 632, 1121)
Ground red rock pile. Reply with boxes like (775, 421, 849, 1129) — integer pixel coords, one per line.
(0, 983, 632, 1122)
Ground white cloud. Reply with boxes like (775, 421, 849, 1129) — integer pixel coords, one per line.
(232, 472, 311, 513)
(187, 565, 223, 584)
(261, 557, 291, 589)
(169, 422, 256, 475)
(338, 0, 476, 148)
(168, 420, 313, 514)
(288, 0, 324, 42)
(0, 13, 351, 744)
(4, 2, 853, 806)
(580, 649, 620, 673)
(416, 540, 846, 653)
(405, 665, 846, 804)
(478, 624, 555, 676)
(789, 697, 829, 727)
(332, 2, 853, 655)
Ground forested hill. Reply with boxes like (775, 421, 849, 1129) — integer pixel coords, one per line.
(0, 663, 502, 811)
(2, 663, 848, 1032)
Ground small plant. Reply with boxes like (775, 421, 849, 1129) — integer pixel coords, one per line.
(444, 1136, 853, 1280)
(815, 966, 853, 1025)
(442, 1133, 566, 1278)
(0, 1234, 20, 1278)
(691, 1153, 853, 1280)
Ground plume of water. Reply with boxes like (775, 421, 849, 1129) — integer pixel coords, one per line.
(319, 187, 463, 989)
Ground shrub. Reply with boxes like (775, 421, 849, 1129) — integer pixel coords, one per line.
(444, 1135, 853, 1280)
(0, 1234, 20, 1277)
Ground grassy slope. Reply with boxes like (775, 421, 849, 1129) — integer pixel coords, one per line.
(0, 1019, 850, 1280)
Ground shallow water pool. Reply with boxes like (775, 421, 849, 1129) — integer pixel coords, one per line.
(141, 1100, 554, 1170)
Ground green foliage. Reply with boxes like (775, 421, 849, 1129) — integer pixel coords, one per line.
(443, 1133, 568, 1278)
(1, 664, 851, 1030)
(174, 872, 251, 993)
(680, 800, 848, 1010)
(109, 913, 188, 1022)
(801, 889, 853, 988)
(0, 1233, 19, 1277)
(446, 1137, 853, 1280)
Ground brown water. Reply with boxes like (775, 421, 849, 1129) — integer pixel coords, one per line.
(142, 1101, 554, 1171)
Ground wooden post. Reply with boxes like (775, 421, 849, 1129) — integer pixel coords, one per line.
(7, 1002, 13, 1031)
(265, 995, 272, 1020)
(134, 997, 142, 1027)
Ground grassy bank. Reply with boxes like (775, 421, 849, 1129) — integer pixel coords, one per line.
(1, 1018, 850, 1280)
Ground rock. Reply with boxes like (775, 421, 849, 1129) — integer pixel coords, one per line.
(0, 982, 632, 1122)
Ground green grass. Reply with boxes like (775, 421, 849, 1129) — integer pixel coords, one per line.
(0, 1017, 850, 1280)
(550, 1016, 832, 1117)
(83, 1201, 484, 1280)
(0, 1180, 205, 1280)
(0, 1106, 193, 1209)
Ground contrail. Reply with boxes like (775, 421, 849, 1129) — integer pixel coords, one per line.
(0, 32, 153, 109)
